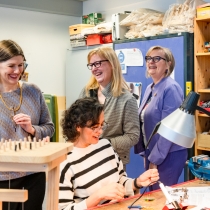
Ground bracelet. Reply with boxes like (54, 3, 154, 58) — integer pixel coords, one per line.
(134, 178, 142, 189)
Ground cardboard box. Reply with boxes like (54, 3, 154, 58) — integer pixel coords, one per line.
(197, 4, 210, 19)
(82, 15, 89, 24)
(69, 24, 94, 35)
(197, 133, 210, 148)
(88, 13, 103, 25)
(70, 40, 86, 48)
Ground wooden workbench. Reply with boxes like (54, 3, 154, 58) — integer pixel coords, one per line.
(0, 141, 73, 210)
(87, 179, 210, 210)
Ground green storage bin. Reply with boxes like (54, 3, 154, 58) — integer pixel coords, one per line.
(44, 94, 59, 142)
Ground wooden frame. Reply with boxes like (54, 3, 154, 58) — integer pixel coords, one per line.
(0, 189, 28, 210)
(0, 142, 73, 210)
(194, 16, 210, 155)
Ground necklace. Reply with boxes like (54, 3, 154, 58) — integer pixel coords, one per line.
(0, 82, 23, 131)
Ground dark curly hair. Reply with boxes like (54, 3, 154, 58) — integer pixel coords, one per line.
(61, 97, 104, 142)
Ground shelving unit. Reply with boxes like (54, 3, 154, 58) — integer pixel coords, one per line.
(194, 16, 210, 156)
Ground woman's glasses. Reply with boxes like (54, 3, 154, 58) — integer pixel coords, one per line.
(145, 56, 166, 63)
(86, 121, 109, 132)
(87, 60, 108, 70)
(24, 62, 28, 70)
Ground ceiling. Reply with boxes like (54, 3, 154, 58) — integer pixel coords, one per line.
(0, 0, 84, 16)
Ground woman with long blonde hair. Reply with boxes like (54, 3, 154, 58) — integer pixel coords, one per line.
(79, 46, 140, 169)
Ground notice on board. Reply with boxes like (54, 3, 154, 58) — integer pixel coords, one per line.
(115, 48, 143, 74)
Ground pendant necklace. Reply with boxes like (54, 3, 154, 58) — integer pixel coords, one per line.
(0, 82, 23, 132)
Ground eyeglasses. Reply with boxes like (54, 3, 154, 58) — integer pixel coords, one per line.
(24, 62, 28, 70)
(145, 56, 166, 63)
(86, 121, 109, 132)
(87, 60, 108, 70)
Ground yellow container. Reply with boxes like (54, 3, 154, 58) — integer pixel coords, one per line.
(69, 24, 94, 35)
(197, 6, 210, 19)
(197, 133, 210, 148)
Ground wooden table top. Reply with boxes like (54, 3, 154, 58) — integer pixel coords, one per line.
(87, 179, 210, 210)
(0, 142, 73, 163)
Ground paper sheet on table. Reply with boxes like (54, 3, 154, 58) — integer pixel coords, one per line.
(166, 186, 210, 207)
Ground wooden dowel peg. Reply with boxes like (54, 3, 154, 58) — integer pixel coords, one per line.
(9, 139, 12, 150)
(33, 137, 36, 148)
(28, 136, 32, 143)
(46, 136, 50, 143)
(14, 144, 17, 152)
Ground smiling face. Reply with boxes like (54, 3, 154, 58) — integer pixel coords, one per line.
(146, 49, 171, 84)
(0, 55, 24, 90)
(89, 54, 112, 88)
(75, 111, 105, 148)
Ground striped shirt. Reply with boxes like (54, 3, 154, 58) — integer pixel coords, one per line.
(59, 139, 134, 210)
(79, 83, 140, 164)
(0, 82, 54, 180)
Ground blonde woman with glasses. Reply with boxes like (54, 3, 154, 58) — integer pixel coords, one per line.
(79, 47, 140, 170)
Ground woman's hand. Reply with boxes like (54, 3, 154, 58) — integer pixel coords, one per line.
(13, 113, 35, 135)
(149, 162, 157, 169)
(86, 183, 125, 208)
(135, 169, 159, 188)
(96, 183, 125, 201)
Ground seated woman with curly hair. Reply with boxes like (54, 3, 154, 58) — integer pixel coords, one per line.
(59, 97, 159, 210)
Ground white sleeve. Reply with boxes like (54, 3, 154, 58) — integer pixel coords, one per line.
(59, 161, 88, 210)
(114, 150, 134, 197)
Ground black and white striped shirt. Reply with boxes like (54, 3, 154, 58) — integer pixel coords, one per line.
(59, 139, 134, 210)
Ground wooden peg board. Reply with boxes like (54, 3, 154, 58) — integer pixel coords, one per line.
(0, 141, 73, 210)
(0, 141, 72, 164)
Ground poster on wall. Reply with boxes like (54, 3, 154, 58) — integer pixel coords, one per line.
(115, 48, 144, 74)
(116, 49, 127, 74)
(126, 82, 142, 107)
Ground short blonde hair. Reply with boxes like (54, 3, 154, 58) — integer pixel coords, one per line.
(85, 46, 129, 97)
(145, 46, 175, 78)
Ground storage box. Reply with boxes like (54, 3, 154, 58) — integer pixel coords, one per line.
(112, 13, 129, 41)
(86, 34, 103, 46)
(70, 40, 86, 48)
(86, 34, 112, 46)
(197, 133, 210, 148)
(69, 24, 94, 35)
(102, 34, 112, 44)
(197, 4, 210, 18)
(82, 15, 89, 24)
(88, 13, 103, 25)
